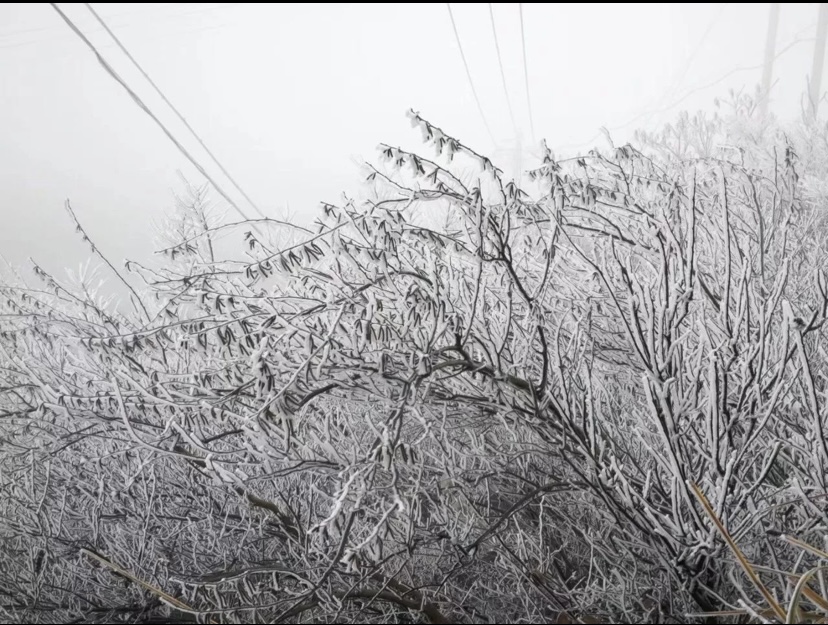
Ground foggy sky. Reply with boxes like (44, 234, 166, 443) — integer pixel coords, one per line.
(1, 3, 822, 292)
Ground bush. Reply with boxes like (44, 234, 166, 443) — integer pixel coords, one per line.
(2, 101, 828, 623)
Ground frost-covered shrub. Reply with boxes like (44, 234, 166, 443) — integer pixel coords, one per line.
(2, 105, 828, 624)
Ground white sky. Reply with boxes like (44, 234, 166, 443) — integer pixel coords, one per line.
(0, 3, 822, 287)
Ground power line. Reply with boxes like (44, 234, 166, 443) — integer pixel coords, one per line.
(0, 21, 227, 51)
(519, 3, 535, 144)
(488, 3, 518, 137)
(658, 4, 728, 112)
(48, 3, 264, 232)
(560, 30, 816, 154)
(0, 4, 235, 50)
(446, 3, 496, 144)
(620, 4, 727, 138)
(559, 4, 727, 153)
(84, 3, 271, 223)
(595, 3, 727, 139)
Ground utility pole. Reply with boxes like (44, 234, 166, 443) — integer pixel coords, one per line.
(809, 3, 828, 118)
(512, 131, 523, 183)
(760, 3, 780, 116)
(494, 131, 541, 187)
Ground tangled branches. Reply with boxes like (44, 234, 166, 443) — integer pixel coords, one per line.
(2, 108, 828, 624)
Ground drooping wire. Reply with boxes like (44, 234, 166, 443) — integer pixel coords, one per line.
(560, 28, 816, 154)
(1, 5, 235, 51)
(85, 2, 309, 232)
(641, 3, 728, 129)
(519, 3, 535, 144)
(446, 3, 496, 144)
(489, 3, 518, 137)
(49, 3, 271, 236)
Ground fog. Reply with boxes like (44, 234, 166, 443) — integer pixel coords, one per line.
(6, 6, 828, 622)
(1, 3, 822, 285)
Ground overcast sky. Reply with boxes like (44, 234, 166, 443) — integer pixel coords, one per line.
(1, 3, 823, 291)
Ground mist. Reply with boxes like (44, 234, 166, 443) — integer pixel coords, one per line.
(4, 5, 828, 623)
(1, 3, 821, 284)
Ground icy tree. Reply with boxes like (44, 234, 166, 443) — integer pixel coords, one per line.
(2, 103, 828, 623)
